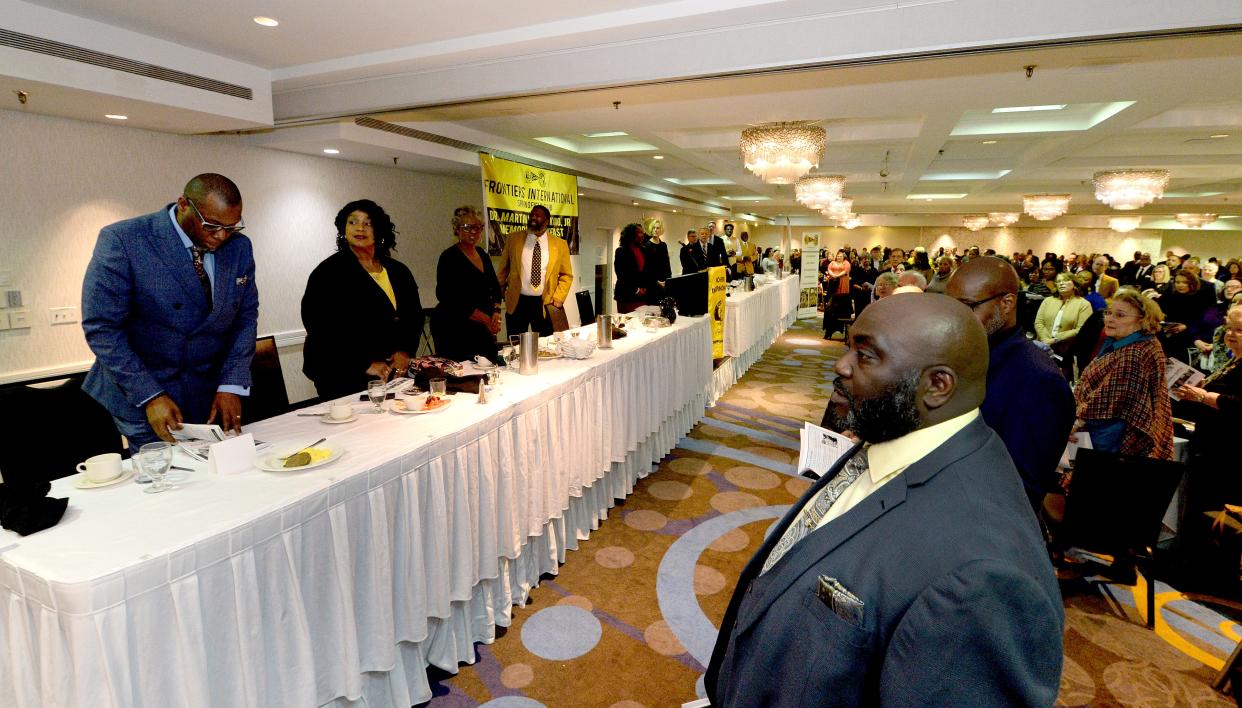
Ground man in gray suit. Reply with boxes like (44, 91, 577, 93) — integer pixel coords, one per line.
(706, 293, 1062, 706)
(82, 174, 259, 446)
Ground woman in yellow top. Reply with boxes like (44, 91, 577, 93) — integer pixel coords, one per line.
(1034, 272, 1093, 355)
(301, 199, 423, 399)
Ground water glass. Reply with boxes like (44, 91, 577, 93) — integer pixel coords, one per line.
(138, 442, 174, 494)
(367, 380, 387, 411)
(430, 378, 447, 397)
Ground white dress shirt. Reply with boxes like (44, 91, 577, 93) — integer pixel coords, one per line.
(519, 232, 550, 297)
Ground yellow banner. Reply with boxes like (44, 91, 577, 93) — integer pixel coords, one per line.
(479, 152, 579, 255)
(708, 266, 728, 358)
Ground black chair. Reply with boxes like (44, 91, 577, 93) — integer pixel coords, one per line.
(419, 306, 436, 356)
(0, 375, 123, 483)
(1058, 448, 1185, 628)
(575, 290, 595, 325)
(247, 336, 290, 423)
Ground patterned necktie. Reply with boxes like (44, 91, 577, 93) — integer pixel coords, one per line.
(531, 238, 542, 288)
(761, 446, 869, 575)
(189, 246, 213, 307)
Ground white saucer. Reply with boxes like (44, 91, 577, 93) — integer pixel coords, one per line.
(321, 413, 359, 424)
(392, 395, 454, 414)
(72, 469, 135, 489)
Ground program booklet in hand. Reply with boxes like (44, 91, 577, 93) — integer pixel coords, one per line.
(1165, 357, 1205, 400)
(798, 422, 856, 479)
(172, 423, 227, 461)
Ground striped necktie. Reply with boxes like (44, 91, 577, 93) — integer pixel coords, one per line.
(761, 446, 869, 575)
(190, 246, 212, 308)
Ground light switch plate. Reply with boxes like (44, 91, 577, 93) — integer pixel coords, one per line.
(50, 306, 78, 324)
(8, 309, 30, 328)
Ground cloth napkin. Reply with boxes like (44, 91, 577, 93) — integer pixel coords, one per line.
(0, 478, 68, 536)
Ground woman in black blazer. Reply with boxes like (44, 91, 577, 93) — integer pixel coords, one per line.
(432, 206, 502, 362)
(614, 222, 661, 313)
(302, 200, 423, 400)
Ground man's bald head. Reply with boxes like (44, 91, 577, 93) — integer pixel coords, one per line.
(944, 256, 1020, 339)
(827, 294, 987, 441)
(183, 173, 241, 207)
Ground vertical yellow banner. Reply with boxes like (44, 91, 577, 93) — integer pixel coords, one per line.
(708, 266, 728, 358)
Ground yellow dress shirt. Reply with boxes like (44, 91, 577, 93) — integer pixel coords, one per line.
(812, 409, 979, 530)
(370, 268, 397, 308)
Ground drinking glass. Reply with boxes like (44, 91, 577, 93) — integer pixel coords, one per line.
(138, 442, 174, 494)
(509, 335, 521, 360)
(429, 378, 447, 397)
(367, 380, 387, 411)
(500, 345, 515, 370)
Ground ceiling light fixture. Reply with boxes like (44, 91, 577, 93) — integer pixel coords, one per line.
(322, 148, 339, 154)
(1109, 216, 1142, 233)
(962, 215, 990, 232)
(652, 155, 664, 160)
(981, 140, 998, 145)
(819, 197, 854, 221)
(104, 114, 128, 120)
(1022, 193, 1071, 221)
(838, 214, 862, 230)
(739, 122, 826, 184)
(1210, 134, 1230, 139)
(1092, 169, 1169, 210)
(582, 131, 627, 138)
(253, 16, 279, 27)
(632, 201, 639, 206)
(987, 212, 1020, 227)
(1175, 213, 1217, 228)
(991, 104, 1066, 113)
(794, 174, 847, 209)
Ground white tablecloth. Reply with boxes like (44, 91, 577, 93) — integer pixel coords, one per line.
(0, 317, 713, 708)
(711, 275, 800, 402)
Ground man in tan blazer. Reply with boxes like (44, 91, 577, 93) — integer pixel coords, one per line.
(497, 204, 573, 337)
(1092, 256, 1119, 298)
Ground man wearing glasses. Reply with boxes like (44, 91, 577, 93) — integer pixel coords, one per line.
(945, 256, 1074, 510)
(82, 173, 259, 446)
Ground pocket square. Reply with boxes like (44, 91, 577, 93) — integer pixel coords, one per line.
(817, 575, 864, 627)
(235, 275, 249, 286)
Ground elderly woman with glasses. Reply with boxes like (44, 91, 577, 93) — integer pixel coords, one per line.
(301, 199, 424, 400)
(432, 206, 503, 363)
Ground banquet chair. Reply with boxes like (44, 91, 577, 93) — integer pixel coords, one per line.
(0, 374, 123, 483)
(1058, 448, 1185, 628)
(419, 306, 436, 356)
(246, 335, 290, 423)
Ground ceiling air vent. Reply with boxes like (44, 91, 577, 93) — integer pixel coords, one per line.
(0, 27, 252, 100)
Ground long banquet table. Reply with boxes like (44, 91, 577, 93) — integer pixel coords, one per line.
(712, 274, 801, 401)
(1, 316, 713, 708)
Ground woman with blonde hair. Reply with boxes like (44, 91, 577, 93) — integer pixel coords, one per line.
(642, 216, 672, 286)
(1072, 289, 1173, 459)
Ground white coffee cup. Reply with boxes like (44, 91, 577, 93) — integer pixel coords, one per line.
(77, 452, 123, 483)
(328, 402, 353, 420)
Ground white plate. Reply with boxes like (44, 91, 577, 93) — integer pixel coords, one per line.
(72, 468, 135, 489)
(321, 413, 359, 424)
(257, 443, 346, 472)
(392, 395, 454, 415)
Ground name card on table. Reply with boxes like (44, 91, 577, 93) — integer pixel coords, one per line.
(208, 433, 256, 476)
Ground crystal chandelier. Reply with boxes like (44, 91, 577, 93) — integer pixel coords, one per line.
(820, 196, 854, 220)
(1092, 169, 1169, 210)
(1022, 194, 1071, 221)
(838, 214, 861, 230)
(795, 175, 847, 209)
(988, 212, 1020, 227)
(740, 122, 827, 184)
(1175, 213, 1217, 228)
(1108, 216, 1142, 233)
(962, 215, 990, 232)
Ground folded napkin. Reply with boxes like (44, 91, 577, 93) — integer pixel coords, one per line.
(0, 479, 68, 536)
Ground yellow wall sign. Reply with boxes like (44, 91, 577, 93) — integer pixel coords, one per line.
(479, 152, 580, 255)
(708, 266, 728, 358)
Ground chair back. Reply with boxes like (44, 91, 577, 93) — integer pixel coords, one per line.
(575, 290, 595, 324)
(419, 306, 436, 356)
(0, 375, 122, 483)
(1062, 448, 1184, 556)
(246, 336, 289, 423)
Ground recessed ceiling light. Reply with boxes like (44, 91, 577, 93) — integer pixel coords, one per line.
(991, 104, 1066, 113)
(253, 16, 279, 27)
(322, 148, 339, 154)
(907, 193, 967, 200)
(577, 192, 584, 196)
(1210, 133, 1230, 139)
(632, 201, 639, 206)
(981, 140, 998, 145)
(583, 131, 627, 138)
(672, 209, 678, 213)
(652, 155, 664, 160)
(104, 114, 128, 120)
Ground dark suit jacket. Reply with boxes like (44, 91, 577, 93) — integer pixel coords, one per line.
(646, 240, 672, 282)
(614, 243, 661, 310)
(82, 206, 259, 424)
(706, 417, 1063, 707)
(680, 242, 708, 274)
(704, 236, 730, 269)
(301, 250, 423, 399)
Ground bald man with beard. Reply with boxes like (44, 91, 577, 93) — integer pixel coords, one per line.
(946, 257, 1075, 508)
(707, 293, 1063, 707)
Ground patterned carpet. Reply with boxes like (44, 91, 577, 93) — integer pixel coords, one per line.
(419, 320, 1241, 707)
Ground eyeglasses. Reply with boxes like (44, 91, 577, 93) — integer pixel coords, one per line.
(459, 224, 484, 234)
(956, 291, 1013, 310)
(185, 198, 245, 235)
(1103, 309, 1138, 319)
